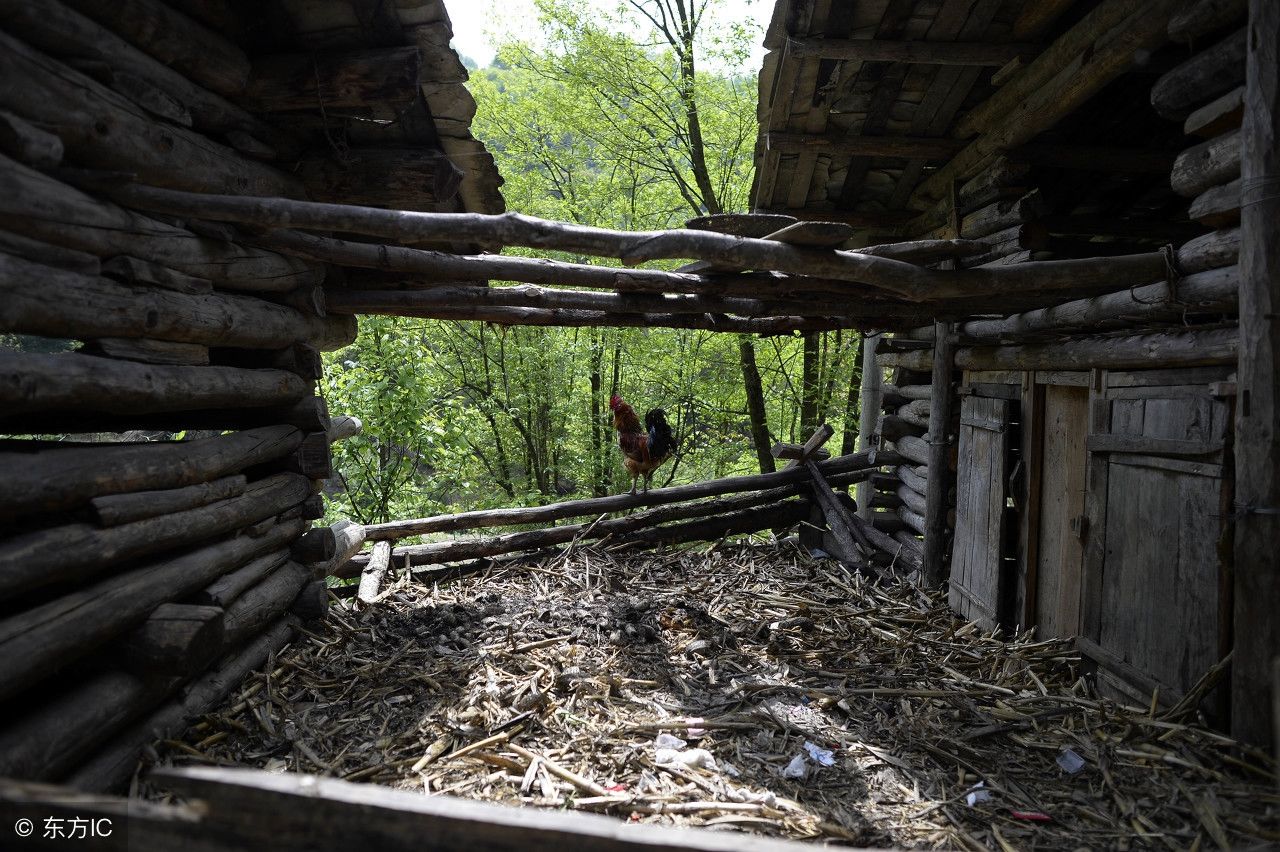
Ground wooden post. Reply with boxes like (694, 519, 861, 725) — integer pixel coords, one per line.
(856, 332, 882, 521)
(1232, 0, 1280, 749)
(922, 322, 956, 586)
(358, 541, 393, 604)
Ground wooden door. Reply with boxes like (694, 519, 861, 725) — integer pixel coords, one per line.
(1081, 370, 1233, 709)
(1034, 385, 1089, 638)
(949, 396, 1010, 629)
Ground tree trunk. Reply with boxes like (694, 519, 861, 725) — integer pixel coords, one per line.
(738, 335, 775, 474)
(841, 334, 863, 456)
(800, 332, 821, 440)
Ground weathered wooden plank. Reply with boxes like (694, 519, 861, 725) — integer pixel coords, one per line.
(1233, 0, 1280, 747)
(948, 396, 1009, 628)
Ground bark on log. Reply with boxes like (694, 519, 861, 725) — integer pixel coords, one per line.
(771, 442, 831, 461)
(0, 520, 303, 705)
(897, 464, 929, 496)
(60, 0, 250, 95)
(0, 230, 99, 275)
(346, 485, 850, 576)
(0, 0, 273, 138)
(0, 425, 300, 518)
(1178, 228, 1240, 272)
(120, 603, 225, 675)
(1151, 27, 1246, 119)
(0, 394, 330, 437)
(358, 541, 393, 604)
(0, 352, 308, 424)
(1232, 0, 1280, 748)
(0, 31, 296, 197)
(222, 562, 310, 648)
(196, 549, 289, 609)
(101, 183, 1172, 305)
(1168, 0, 1247, 42)
(877, 414, 926, 443)
(68, 617, 297, 793)
(0, 155, 317, 289)
(363, 451, 897, 542)
(881, 328, 1239, 371)
(851, 239, 990, 265)
(101, 256, 212, 295)
(1172, 129, 1241, 196)
(852, 512, 923, 572)
(0, 108, 63, 168)
(922, 321, 956, 587)
(83, 338, 210, 366)
(91, 474, 247, 526)
(1189, 177, 1241, 226)
(298, 148, 464, 207)
(959, 265, 1239, 339)
(325, 282, 864, 322)
(897, 483, 928, 516)
(894, 434, 932, 467)
(898, 399, 932, 428)
(0, 473, 310, 600)
(0, 668, 167, 782)
(590, 499, 813, 553)
(241, 47, 422, 112)
(898, 505, 927, 535)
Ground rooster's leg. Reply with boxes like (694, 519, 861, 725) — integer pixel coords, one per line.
(628, 475, 638, 496)
(642, 472, 651, 494)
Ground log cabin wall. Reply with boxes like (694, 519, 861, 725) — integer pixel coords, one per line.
(0, 0, 502, 790)
(753, 0, 1262, 738)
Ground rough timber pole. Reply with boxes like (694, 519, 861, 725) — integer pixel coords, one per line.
(922, 322, 956, 586)
(855, 333, 882, 520)
(1233, 0, 1280, 749)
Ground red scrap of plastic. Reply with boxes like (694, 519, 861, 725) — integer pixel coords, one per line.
(605, 783, 629, 792)
(1010, 810, 1052, 822)
(629, 812, 643, 822)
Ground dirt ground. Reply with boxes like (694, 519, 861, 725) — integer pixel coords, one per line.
(149, 540, 1278, 850)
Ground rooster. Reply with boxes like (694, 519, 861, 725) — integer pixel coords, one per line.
(609, 394, 676, 495)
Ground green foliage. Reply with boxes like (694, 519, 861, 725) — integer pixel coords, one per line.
(321, 0, 861, 523)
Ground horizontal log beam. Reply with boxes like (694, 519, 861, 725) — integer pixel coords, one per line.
(0, 154, 318, 290)
(240, 47, 421, 112)
(786, 36, 1034, 66)
(0, 254, 356, 351)
(959, 265, 1239, 340)
(91, 474, 247, 526)
(1151, 27, 1246, 119)
(0, 425, 300, 518)
(879, 327, 1239, 370)
(0, 394, 330, 437)
(343, 493, 820, 576)
(0, 352, 309, 425)
(0, 519, 303, 705)
(120, 602, 225, 676)
(0, 472, 311, 600)
(196, 549, 288, 609)
(362, 451, 897, 543)
(61, 0, 250, 95)
(1172, 129, 1241, 197)
(916, 0, 1182, 206)
(107, 183, 1171, 304)
(222, 561, 310, 647)
(68, 618, 298, 793)
(0, 0, 276, 138)
(767, 131, 964, 161)
(0, 30, 297, 196)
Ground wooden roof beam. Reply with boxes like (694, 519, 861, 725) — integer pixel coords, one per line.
(786, 36, 1036, 66)
(767, 131, 965, 161)
(912, 0, 1183, 208)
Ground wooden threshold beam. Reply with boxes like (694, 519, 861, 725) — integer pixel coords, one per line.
(787, 36, 1036, 66)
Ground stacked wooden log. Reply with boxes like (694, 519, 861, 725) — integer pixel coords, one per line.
(905, 157, 1054, 269)
(0, 0, 461, 793)
(866, 380, 935, 573)
(1158, 5, 1247, 252)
